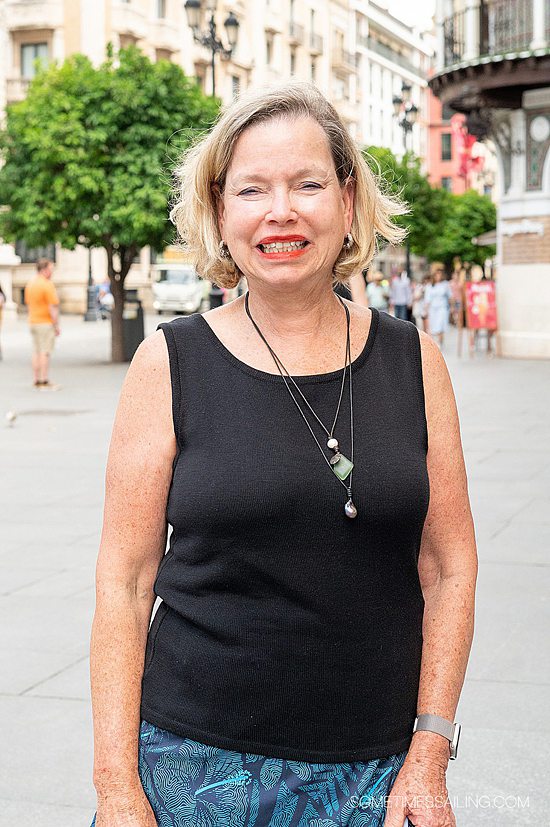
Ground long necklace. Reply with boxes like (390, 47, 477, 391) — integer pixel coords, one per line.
(244, 290, 357, 519)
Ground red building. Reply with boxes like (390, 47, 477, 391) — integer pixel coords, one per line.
(427, 85, 484, 193)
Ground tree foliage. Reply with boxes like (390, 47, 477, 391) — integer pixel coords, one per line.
(363, 145, 496, 269)
(0, 46, 219, 360)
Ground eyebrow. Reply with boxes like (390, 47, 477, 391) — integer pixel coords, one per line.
(230, 166, 331, 186)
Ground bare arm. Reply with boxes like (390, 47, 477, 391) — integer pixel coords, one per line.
(410, 330, 477, 760)
(385, 330, 478, 827)
(90, 331, 177, 811)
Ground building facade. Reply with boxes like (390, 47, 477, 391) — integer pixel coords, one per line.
(430, 0, 550, 359)
(0, 0, 433, 314)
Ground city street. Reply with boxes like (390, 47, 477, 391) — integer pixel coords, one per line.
(0, 311, 549, 826)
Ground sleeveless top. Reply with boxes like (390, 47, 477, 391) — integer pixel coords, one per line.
(140, 307, 430, 762)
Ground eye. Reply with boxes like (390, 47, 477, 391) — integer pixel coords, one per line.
(301, 182, 321, 189)
(238, 188, 261, 196)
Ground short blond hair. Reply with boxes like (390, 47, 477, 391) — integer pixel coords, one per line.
(170, 81, 408, 290)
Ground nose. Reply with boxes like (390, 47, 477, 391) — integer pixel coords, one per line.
(265, 187, 297, 224)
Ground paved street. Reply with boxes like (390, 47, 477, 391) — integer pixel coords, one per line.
(0, 311, 549, 826)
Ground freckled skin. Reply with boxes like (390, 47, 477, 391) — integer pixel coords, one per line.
(90, 116, 477, 827)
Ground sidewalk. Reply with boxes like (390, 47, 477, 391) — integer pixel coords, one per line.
(0, 312, 548, 826)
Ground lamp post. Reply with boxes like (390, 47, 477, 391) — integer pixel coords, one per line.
(184, 1, 239, 308)
(184, 0, 239, 98)
(392, 82, 419, 279)
(82, 213, 100, 321)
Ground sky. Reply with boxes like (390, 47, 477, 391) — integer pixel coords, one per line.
(386, 0, 436, 32)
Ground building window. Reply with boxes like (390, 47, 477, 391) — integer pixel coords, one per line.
(290, 47, 296, 75)
(15, 240, 56, 263)
(441, 133, 452, 161)
(156, 0, 166, 18)
(231, 75, 240, 99)
(156, 49, 171, 62)
(441, 177, 452, 192)
(266, 33, 274, 65)
(21, 43, 48, 79)
(441, 103, 454, 121)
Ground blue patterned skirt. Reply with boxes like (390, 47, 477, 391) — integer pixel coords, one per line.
(90, 719, 407, 826)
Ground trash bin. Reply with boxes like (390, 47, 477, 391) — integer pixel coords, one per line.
(122, 289, 145, 362)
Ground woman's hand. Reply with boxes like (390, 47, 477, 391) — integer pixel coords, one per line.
(95, 784, 158, 826)
(383, 752, 456, 827)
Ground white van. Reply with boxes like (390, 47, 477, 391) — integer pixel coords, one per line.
(151, 264, 205, 315)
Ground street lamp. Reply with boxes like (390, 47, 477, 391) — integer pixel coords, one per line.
(184, 0, 239, 309)
(82, 213, 100, 321)
(392, 83, 420, 279)
(184, 0, 239, 98)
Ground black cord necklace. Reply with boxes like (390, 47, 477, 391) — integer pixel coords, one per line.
(244, 290, 357, 519)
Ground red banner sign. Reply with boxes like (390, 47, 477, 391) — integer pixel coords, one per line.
(465, 281, 498, 330)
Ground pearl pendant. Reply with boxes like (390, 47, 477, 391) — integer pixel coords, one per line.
(344, 499, 358, 519)
(327, 437, 339, 450)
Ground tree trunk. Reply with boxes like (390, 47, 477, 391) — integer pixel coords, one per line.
(107, 244, 139, 363)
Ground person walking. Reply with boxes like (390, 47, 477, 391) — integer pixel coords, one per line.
(424, 266, 452, 349)
(389, 270, 412, 320)
(366, 270, 390, 311)
(24, 258, 61, 390)
(90, 82, 477, 827)
(412, 275, 431, 333)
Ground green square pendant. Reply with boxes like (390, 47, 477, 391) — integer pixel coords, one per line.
(331, 454, 354, 481)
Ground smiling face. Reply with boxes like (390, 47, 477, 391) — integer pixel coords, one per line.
(216, 116, 354, 290)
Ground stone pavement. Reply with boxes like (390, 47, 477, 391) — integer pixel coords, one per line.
(0, 312, 548, 826)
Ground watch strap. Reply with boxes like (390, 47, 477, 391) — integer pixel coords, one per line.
(413, 713, 461, 759)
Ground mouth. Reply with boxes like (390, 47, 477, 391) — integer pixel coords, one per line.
(256, 240, 310, 254)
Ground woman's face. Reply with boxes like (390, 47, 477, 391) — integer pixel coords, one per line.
(217, 116, 354, 290)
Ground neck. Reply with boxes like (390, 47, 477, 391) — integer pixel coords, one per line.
(243, 280, 345, 345)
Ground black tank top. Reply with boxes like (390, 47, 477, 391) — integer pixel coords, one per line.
(140, 308, 430, 762)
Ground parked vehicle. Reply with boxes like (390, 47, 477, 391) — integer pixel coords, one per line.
(151, 265, 204, 315)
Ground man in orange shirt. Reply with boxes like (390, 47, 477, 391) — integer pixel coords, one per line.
(24, 257, 61, 390)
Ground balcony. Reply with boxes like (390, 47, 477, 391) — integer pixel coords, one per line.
(5, 1, 62, 31)
(430, 0, 550, 112)
(332, 48, 359, 73)
(289, 21, 305, 46)
(309, 32, 323, 54)
(112, 1, 148, 41)
(6, 77, 31, 103)
(366, 36, 421, 77)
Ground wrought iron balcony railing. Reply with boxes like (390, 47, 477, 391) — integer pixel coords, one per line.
(442, 0, 541, 65)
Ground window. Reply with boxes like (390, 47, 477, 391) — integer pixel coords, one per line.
(290, 47, 296, 75)
(156, 0, 166, 18)
(266, 33, 274, 65)
(156, 49, 171, 62)
(441, 177, 452, 192)
(231, 75, 240, 99)
(441, 133, 452, 161)
(441, 103, 455, 121)
(21, 43, 48, 79)
(15, 241, 56, 264)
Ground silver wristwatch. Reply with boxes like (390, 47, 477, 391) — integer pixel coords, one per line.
(413, 713, 461, 759)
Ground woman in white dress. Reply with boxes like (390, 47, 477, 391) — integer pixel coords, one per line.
(424, 267, 452, 347)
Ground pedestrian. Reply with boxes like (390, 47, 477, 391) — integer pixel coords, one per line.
(23, 258, 61, 390)
(90, 81, 476, 827)
(366, 269, 390, 311)
(424, 264, 452, 349)
(389, 269, 412, 320)
(412, 275, 430, 333)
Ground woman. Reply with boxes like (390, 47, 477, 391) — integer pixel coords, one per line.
(90, 82, 477, 827)
(366, 270, 390, 312)
(424, 266, 452, 348)
(411, 276, 430, 333)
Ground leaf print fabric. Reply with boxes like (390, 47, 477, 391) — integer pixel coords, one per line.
(90, 719, 407, 827)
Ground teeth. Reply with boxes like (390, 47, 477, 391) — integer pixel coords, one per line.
(260, 240, 308, 252)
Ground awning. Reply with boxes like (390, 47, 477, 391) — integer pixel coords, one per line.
(472, 229, 497, 246)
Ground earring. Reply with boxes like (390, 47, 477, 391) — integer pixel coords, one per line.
(219, 240, 231, 259)
(343, 232, 353, 250)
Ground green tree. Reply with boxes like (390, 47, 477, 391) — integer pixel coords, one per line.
(0, 46, 219, 361)
(363, 146, 450, 259)
(423, 189, 496, 268)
